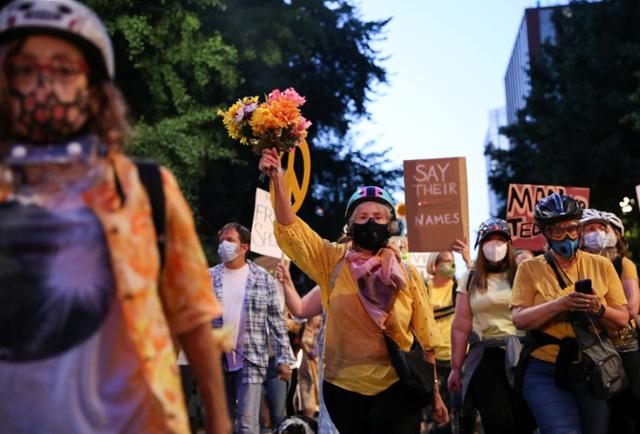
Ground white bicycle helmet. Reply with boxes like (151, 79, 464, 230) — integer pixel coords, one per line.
(0, 0, 114, 80)
(580, 208, 608, 227)
(602, 211, 625, 235)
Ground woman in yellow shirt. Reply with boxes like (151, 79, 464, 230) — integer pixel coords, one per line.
(581, 209, 640, 434)
(511, 194, 628, 434)
(447, 218, 528, 434)
(426, 248, 479, 434)
(260, 149, 448, 434)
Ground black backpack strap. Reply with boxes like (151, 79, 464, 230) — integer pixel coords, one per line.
(465, 270, 475, 292)
(613, 256, 623, 278)
(452, 280, 458, 307)
(135, 160, 166, 267)
(543, 252, 567, 289)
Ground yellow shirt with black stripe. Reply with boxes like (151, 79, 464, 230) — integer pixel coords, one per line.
(511, 250, 627, 363)
(274, 217, 444, 396)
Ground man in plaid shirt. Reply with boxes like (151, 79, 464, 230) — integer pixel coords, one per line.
(210, 223, 295, 434)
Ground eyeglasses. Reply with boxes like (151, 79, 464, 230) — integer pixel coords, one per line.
(5, 55, 88, 87)
(546, 223, 581, 240)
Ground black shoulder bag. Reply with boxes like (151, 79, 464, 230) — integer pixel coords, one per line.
(329, 259, 435, 404)
(543, 252, 627, 399)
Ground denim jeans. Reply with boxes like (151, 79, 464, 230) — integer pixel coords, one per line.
(522, 358, 609, 434)
(264, 357, 289, 428)
(224, 370, 263, 434)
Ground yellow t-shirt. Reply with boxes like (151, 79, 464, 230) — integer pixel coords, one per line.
(274, 217, 443, 396)
(427, 280, 454, 361)
(457, 271, 518, 340)
(511, 251, 627, 363)
(621, 257, 638, 281)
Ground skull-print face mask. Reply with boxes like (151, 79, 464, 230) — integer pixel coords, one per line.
(10, 84, 90, 144)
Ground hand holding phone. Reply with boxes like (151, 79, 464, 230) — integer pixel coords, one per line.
(575, 279, 593, 294)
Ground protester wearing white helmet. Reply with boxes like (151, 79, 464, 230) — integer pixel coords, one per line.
(591, 210, 640, 434)
(0, 1, 230, 433)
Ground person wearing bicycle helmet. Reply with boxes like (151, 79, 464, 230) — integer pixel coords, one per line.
(447, 218, 529, 434)
(600, 211, 639, 316)
(259, 149, 448, 434)
(581, 209, 639, 317)
(0, 1, 229, 433)
(511, 193, 628, 434)
(582, 209, 640, 434)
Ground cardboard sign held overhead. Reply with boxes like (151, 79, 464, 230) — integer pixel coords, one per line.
(251, 188, 286, 259)
(506, 183, 590, 251)
(403, 157, 469, 252)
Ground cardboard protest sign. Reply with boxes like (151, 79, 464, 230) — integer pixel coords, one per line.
(250, 188, 286, 259)
(506, 184, 590, 251)
(403, 157, 469, 252)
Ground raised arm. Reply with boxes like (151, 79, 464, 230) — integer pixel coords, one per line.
(259, 148, 295, 226)
(276, 261, 323, 318)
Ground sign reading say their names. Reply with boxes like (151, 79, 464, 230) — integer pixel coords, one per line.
(251, 188, 286, 259)
(403, 157, 469, 252)
(506, 183, 590, 251)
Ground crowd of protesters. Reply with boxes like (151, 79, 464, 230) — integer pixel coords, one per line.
(1, 1, 640, 434)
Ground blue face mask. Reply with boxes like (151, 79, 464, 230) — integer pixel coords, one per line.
(217, 240, 241, 263)
(549, 236, 580, 258)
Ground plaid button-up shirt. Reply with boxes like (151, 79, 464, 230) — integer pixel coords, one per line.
(210, 261, 295, 384)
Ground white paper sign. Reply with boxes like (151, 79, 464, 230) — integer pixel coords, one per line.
(250, 188, 286, 259)
(408, 252, 431, 281)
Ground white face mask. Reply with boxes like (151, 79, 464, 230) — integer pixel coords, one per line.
(482, 240, 508, 263)
(217, 240, 241, 263)
(605, 231, 618, 248)
(583, 230, 608, 252)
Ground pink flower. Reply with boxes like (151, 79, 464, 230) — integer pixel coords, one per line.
(268, 87, 306, 106)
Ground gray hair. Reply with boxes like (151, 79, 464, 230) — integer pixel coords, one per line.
(348, 202, 392, 226)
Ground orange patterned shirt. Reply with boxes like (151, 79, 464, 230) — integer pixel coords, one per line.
(1, 152, 221, 433)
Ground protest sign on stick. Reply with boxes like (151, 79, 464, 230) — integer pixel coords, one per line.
(506, 183, 589, 251)
(251, 188, 287, 259)
(403, 157, 469, 252)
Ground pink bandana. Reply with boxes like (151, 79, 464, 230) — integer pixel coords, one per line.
(345, 246, 407, 329)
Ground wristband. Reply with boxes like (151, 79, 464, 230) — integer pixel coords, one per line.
(595, 304, 606, 318)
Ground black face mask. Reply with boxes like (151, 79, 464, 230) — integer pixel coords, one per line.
(350, 218, 391, 252)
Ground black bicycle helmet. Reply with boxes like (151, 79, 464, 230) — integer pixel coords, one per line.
(474, 217, 511, 248)
(533, 193, 583, 229)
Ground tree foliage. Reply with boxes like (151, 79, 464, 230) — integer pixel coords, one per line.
(486, 0, 640, 257)
(77, 0, 396, 260)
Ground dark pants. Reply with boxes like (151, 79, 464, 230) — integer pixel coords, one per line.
(180, 365, 205, 432)
(433, 361, 477, 434)
(609, 387, 640, 434)
(469, 347, 531, 434)
(323, 380, 421, 434)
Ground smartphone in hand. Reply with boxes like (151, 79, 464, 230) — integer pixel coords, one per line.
(575, 279, 593, 294)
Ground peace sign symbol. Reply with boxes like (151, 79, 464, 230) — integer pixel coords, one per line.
(270, 138, 311, 213)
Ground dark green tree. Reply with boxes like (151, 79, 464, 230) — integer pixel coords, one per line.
(77, 0, 396, 259)
(486, 0, 640, 257)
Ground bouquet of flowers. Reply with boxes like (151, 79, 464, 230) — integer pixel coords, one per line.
(218, 88, 311, 156)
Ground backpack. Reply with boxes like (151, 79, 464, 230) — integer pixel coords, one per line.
(135, 160, 166, 267)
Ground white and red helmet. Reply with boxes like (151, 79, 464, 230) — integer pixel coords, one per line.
(0, 0, 114, 80)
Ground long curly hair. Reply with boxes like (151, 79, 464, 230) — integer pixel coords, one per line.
(0, 37, 130, 154)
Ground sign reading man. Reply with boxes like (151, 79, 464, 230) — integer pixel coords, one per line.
(403, 157, 469, 252)
(506, 183, 590, 251)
